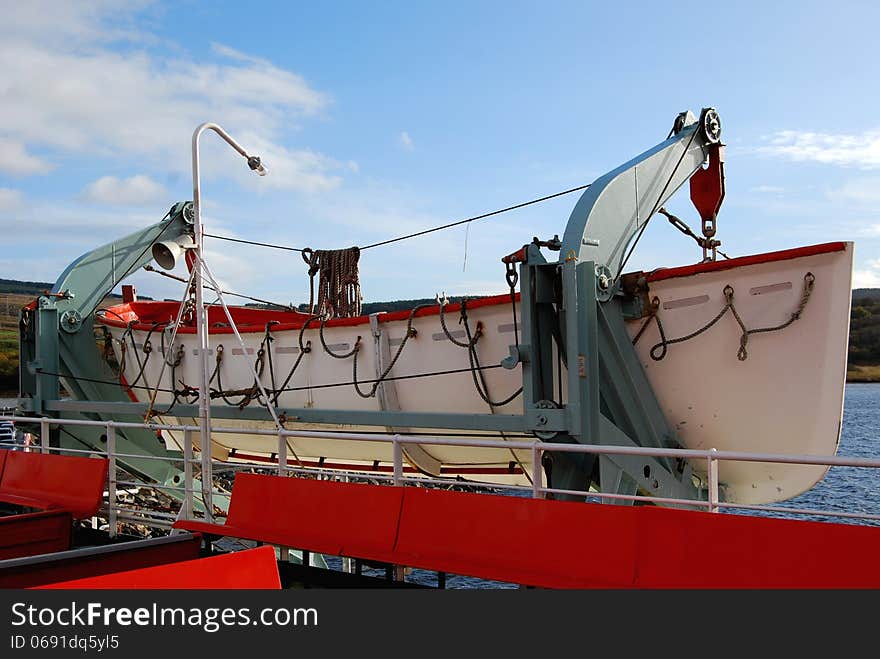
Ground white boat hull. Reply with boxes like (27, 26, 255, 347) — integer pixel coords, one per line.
(97, 241, 853, 503)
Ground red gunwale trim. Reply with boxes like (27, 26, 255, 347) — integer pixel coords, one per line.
(96, 242, 848, 334)
(97, 292, 520, 334)
(645, 241, 847, 283)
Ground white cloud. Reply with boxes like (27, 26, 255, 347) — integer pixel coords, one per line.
(757, 130, 880, 168)
(81, 174, 167, 205)
(750, 185, 785, 195)
(826, 178, 880, 206)
(0, 138, 54, 175)
(0, 4, 341, 191)
(853, 259, 880, 288)
(0, 1, 153, 46)
(0, 188, 23, 211)
(399, 131, 414, 151)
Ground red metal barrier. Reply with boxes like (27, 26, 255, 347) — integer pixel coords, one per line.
(172, 473, 880, 589)
(633, 505, 880, 588)
(0, 534, 203, 589)
(0, 451, 108, 519)
(37, 545, 281, 589)
(0, 510, 72, 560)
(176, 474, 403, 561)
(394, 487, 638, 588)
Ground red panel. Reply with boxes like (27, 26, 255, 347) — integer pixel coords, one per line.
(0, 450, 7, 481)
(646, 241, 847, 283)
(121, 284, 137, 303)
(36, 545, 281, 589)
(97, 293, 520, 334)
(174, 474, 404, 560)
(0, 510, 72, 560)
(0, 535, 202, 588)
(395, 488, 639, 588)
(633, 506, 880, 588)
(395, 491, 880, 588)
(176, 475, 880, 589)
(0, 452, 109, 519)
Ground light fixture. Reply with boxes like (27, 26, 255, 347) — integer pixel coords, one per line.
(247, 155, 268, 176)
(151, 234, 195, 271)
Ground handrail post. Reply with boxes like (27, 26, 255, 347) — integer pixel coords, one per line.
(40, 418, 49, 454)
(200, 431, 214, 523)
(182, 428, 194, 521)
(107, 423, 118, 537)
(276, 429, 290, 563)
(392, 437, 403, 486)
(278, 431, 288, 477)
(708, 447, 719, 513)
(532, 444, 543, 499)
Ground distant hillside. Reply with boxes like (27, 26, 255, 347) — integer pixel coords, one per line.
(0, 278, 54, 295)
(853, 288, 880, 303)
(850, 288, 880, 367)
(0, 278, 146, 301)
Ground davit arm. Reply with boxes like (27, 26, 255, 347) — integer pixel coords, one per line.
(18, 202, 195, 488)
(559, 107, 723, 286)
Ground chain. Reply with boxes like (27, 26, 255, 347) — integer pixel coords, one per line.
(658, 207, 731, 261)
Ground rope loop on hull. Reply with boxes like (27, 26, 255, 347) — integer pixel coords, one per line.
(634, 271, 816, 362)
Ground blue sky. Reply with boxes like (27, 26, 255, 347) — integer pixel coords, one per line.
(1, 0, 878, 306)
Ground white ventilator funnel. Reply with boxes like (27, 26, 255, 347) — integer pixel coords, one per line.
(152, 234, 195, 271)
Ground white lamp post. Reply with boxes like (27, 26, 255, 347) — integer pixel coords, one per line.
(191, 123, 267, 520)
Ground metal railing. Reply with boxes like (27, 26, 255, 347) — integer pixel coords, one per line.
(3, 413, 880, 538)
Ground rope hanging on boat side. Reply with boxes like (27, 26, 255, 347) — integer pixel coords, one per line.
(633, 272, 816, 361)
(438, 295, 524, 408)
(302, 247, 362, 319)
(36, 361, 510, 396)
(118, 321, 164, 395)
(351, 305, 431, 399)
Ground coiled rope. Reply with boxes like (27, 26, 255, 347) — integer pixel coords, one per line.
(302, 247, 362, 319)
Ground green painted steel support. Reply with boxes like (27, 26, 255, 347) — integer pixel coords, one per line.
(538, 258, 699, 503)
(517, 249, 540, 414)
(597, 300, 680, 471)
(46, 399, 568, 434)
(16, 204, 214, 509)
(33, 305, 59, 415)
